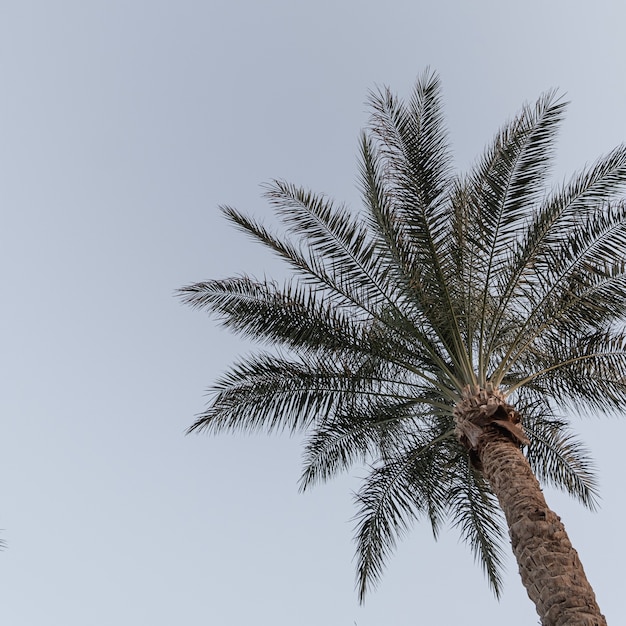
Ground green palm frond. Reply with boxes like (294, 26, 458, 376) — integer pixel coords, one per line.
(353, 435, 450, 602)
(526, 331, 626, 412)
(178, 275, 372, 354)
(358, 132, 430, 325)
(448, 460, 507, 598)
(537, 145, 626, 247)
(219, 205, 380, 316)
(299, 399, 424, 491)
(188, 352, 364, 434)
(524, 416, 599, 511)
(367, 68, 452, 219)
(463, 93, 567, 380)
(490, 203, 626, 386)
(263, 180, 403, 314)
(366, 71, 470, 381)
(490, 148, 626, 354)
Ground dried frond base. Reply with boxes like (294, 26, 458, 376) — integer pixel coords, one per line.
(454, 384, 529, 464)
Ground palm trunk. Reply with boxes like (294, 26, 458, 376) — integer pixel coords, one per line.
(479, 430, 606, 626)
(455, 385, 606, 625)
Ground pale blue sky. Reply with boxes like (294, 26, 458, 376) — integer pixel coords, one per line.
(1, 1, 625, 624)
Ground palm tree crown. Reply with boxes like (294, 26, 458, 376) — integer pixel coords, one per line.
(179, 70, 626, 605)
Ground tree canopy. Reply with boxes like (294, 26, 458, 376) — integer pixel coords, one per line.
(179, 70, 626, 608)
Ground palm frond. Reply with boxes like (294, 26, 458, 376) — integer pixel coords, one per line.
(524, 417, 599, 510)
(539, 145, 626, 247)
(177, 275, 371, 354)
(490, 146, 626, 359)
(368, 68, 452, 220)
(353, 438, 449, 602)
(524, 331, 626, 412)
(366, 71, 471, 382)
(264, 180, 405, 315)
(448, 460, 507, 597)
(219, 205, 379, 317)
(463, 93, 567, 379)
(188, 352, 364, 434)
(358, 132, 426, 322)
(493, 202, 626, 385)
(299, 399, 441, 491)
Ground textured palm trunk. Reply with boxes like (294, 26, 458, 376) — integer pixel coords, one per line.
(455, 386, 606, 626)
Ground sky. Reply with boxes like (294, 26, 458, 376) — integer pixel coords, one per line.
(1, 1, 626, 624)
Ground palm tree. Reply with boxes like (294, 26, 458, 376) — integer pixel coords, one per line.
(179, 70, 626, 625)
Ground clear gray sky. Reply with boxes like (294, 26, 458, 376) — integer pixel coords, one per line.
(1, 1, 625, 624)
